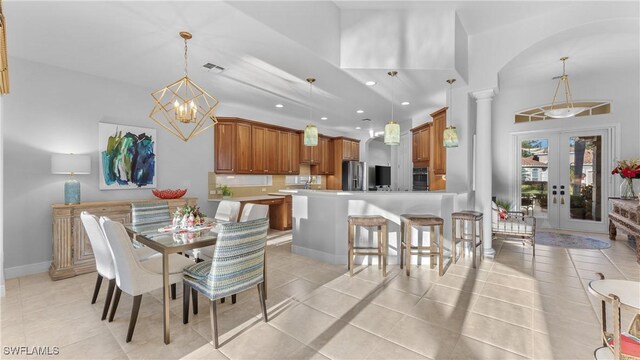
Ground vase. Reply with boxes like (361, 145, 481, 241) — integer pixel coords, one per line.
(620, 177, 637, 199)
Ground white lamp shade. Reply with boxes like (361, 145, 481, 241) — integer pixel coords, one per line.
(304, 124, 318, 146)
(544, 107, 588, 119)
(51, 154, 91, 175)
(384, 121, 400, 145)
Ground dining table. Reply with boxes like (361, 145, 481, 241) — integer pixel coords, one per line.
(125, 220, 218, 345)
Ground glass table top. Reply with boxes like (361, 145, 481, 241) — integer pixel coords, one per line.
(125, 220, 219, 250)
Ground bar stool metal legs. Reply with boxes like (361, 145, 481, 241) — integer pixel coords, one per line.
(399, 214, 447, 276)
(347, 215, 388, 277)
(451, 211, 484, 268)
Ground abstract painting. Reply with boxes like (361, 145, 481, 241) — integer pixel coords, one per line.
(98, 123, 156, 190)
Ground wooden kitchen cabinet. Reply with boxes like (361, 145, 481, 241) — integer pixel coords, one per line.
(327, 137, 360, 190)
(431, 107, 447, 176)
(411, 123, 431, 167)
(300, 138, 320, 164)
(236, 122, 253, 173)
(350, 141, 359, 161)
(311, 136, 334, 175)
(214, 122, 236, 173)
(252, 126, 279, 174)
(278, 131, 300, 174)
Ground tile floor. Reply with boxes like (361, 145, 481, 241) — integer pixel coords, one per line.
(1, 231, 639, 359)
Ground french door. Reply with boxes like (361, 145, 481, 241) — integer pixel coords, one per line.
(516, 129, 610, 233)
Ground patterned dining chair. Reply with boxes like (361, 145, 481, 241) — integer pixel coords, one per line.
(200, 200, 241, 264)
(182, 218, 269, 348)
(130, 201, 178, 298)
(131, 201, 171, 225)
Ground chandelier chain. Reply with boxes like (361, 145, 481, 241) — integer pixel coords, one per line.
(184, 38, 189, 77)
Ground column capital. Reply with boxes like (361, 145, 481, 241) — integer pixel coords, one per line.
(472, 89, 496, 101)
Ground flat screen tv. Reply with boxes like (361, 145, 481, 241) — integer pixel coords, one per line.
(375, 165, 391, 187)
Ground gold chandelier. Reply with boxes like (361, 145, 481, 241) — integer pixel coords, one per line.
(150, 32, 219, 142)
(544, 57, 586, 119)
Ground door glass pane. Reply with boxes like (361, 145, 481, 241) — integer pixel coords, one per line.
(521, 139, 549, 217)
(568, 136, 602, 221)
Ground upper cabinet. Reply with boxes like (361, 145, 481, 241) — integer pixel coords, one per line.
(214, 118, 300, 175)
(337, 138, 360, 161)
(252, 126, 279, 174)
(214, 122, 236, 173)
(278, 131, 300, 174)
(311, 136, 334, 175)
(411, 123, 431, 167)
(326, 137, 360, 190)
(300, 138, 320, 164)
(430, 107, 447, 176)
(410, 107, 447, 191)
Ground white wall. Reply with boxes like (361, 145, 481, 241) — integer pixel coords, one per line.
(492, 66, 640, 202)
(2, 58, 215, 275)
(367, 138, 391, 167)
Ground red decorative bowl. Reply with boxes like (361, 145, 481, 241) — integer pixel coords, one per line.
(152, 189, 187, 199)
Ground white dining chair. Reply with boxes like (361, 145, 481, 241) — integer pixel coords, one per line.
(80, 212, 159, 320)
(239, 204, 269, 222)
(100, 218, 195, 342)
(214, 200, 241, 223)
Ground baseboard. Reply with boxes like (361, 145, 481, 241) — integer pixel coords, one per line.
(4, 261, 51, 279)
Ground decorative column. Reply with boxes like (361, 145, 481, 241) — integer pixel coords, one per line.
(473, 89, 496, 257)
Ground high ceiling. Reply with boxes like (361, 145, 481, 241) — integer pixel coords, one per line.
(6, 1, 637, 137)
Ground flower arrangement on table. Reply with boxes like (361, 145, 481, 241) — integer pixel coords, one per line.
(173, 205, 207, 227)
(612, 159, 640, 199)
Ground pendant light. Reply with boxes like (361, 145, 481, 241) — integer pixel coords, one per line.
(443, 79, 459, 148)
(304, 77, 318, 147)
(544, 57, 586, 118)
(150, 32, 219, 142)
(384, 71, 400, 145)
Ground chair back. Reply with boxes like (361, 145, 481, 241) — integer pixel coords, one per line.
(214, 200, 241, 223)
(80, 212, 115, 279)
(198, 218, 268, 300)
(100, 217, 148, 295)
(131, 201, 171, 226)
(239, 204, 269, 222)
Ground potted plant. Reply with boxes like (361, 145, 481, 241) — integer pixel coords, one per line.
(218, 184, 232, 198)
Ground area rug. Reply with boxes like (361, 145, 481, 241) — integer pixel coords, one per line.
(536, 231, 611, 249)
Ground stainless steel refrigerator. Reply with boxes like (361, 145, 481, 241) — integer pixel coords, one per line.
(342, 161, 366, 191)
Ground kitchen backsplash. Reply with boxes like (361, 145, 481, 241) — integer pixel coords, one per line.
(208, 164, 325, 199)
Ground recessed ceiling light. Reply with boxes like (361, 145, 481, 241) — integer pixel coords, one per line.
(401, 101, 410, 106)
(320, 117, 328, 120)
(275, 104, 284, 108)
(356, 127, 361, 130)
(365, 81, 376, 86)
(356, 110, 364, 114)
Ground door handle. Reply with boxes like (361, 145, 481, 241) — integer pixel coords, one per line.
(560, 189, 565, 205)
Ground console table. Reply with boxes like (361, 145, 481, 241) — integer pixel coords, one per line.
(50, 198, 197, 280)
(609, 198, 640, 263)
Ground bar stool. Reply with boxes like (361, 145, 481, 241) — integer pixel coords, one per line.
(400, 214, 447, 276)
(347, 215, 388, 276)
(451, 211, 484, 268)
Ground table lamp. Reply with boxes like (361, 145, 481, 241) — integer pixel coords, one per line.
(51, 154, 91, 204)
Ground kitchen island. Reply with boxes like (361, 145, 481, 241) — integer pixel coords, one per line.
(288, 190, 471, 265)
